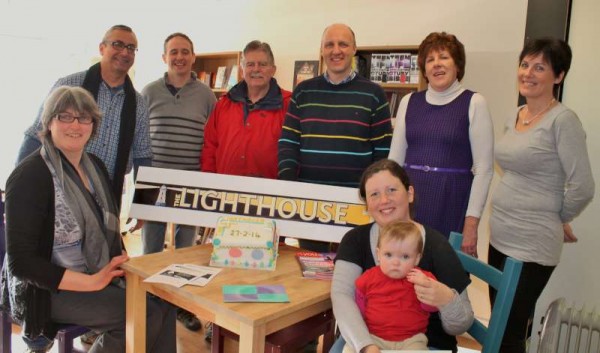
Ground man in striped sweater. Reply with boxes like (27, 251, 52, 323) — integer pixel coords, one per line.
(140, 32, 216, 331)
(278, 24, 392, 251)
(278, 24, 392, 188)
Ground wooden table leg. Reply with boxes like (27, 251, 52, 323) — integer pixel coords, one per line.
(238, 322, 265, 353)
(126, 272, 147, 353)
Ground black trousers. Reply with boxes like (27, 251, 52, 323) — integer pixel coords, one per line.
(488, 245, 555, 353)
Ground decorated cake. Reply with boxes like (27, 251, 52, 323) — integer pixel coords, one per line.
(210, 216, 279, 271)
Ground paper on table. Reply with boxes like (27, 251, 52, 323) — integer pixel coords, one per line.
(144, 264, 222, 288)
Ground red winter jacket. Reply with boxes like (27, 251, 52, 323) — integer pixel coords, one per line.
(202, 79, 291, 179)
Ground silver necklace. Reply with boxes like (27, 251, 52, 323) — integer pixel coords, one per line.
(522, 98, 556, 126)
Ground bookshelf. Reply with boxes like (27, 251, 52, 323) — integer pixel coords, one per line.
(193, 51, 241, 96)
(319, 45, 426, 117)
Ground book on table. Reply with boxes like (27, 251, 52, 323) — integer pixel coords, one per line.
(295, 251, 336, 280)
(222, 284, 289, 303)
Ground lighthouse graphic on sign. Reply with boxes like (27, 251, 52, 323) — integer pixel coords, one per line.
(155, 185, 167, 206)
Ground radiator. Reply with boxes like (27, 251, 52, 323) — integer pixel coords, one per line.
(538, 297, 600, 353)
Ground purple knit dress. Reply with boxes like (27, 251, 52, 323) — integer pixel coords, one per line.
(404, 90, 475, 238)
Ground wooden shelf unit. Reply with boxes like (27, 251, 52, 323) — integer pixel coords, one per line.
(193, 51, 241, 95)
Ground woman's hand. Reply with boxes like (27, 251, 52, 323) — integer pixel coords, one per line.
(58, 254, 129, 292)
(563, 223, 578, 243)
(89, 254, 129, 291)
(408, 271, 456, 309)
(461, 216, 479, 257)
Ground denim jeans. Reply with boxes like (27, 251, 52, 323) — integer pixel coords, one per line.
(330, 336, 345, 353)
(142, 221, 197, 254)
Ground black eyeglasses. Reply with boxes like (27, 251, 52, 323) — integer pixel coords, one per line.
(55, 113, 94, 125)
(105, 40, 138, 54)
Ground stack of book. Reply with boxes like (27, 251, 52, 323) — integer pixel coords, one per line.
(295, 251, 336, 280)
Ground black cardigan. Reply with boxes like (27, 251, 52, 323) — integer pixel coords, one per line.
(0, 150, 118, 338)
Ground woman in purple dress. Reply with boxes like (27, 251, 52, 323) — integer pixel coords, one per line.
(389, 32, 493, 257)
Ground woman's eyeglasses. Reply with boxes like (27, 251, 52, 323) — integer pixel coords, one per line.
(55, 113, 94, 125)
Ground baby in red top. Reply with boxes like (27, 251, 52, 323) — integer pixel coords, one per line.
(344, 220, 437, 353)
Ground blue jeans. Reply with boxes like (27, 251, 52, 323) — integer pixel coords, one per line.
(142, 221, 197, 254)
(330, 336, 345, 353)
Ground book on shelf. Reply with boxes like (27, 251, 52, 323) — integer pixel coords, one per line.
(410, 54, 420, 84)
(385, 87, 414, 119)
(293, 60, 319, 89)
(296, 251, 336, 280)
(210, 72, 218, 89)
(386, 53, 401, 83)
(225, 65, 239, 90)
(369, 53, 386, 83)
(214, 66, 227, 89)
(352, 55, 368, 78)
(197, 71, 213, 87)
(399, 53, 412, 84)
(385, 91, 399, 117)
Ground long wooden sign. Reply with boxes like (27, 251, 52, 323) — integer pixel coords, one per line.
(129, 167, 370, 243)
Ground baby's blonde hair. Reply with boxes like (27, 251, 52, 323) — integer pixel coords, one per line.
(378, 220, 423, 254)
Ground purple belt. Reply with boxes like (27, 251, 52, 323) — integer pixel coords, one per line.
(404, 164, 471, 174)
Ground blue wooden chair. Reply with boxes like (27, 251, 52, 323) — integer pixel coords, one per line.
(0, 191, 89, 353)
(449, 232, 523, 353)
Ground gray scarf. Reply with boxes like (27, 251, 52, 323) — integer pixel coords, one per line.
(40, 138, 121, 274)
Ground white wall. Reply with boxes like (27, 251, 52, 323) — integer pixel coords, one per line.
(0, 0, 534, 323)
(529, 0, 600, 350)
(0, 0, 526, 184)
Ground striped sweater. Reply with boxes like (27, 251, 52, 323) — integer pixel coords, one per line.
(278, 75, 392, 187)
(142, 73, 217, 170)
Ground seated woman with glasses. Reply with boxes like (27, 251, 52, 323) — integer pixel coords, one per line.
(1, 86, 175, 353)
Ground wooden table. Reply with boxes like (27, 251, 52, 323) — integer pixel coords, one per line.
(122, 244, 332, 353)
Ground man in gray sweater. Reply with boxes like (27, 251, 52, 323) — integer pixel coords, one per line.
(139, 32, 216, 331)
